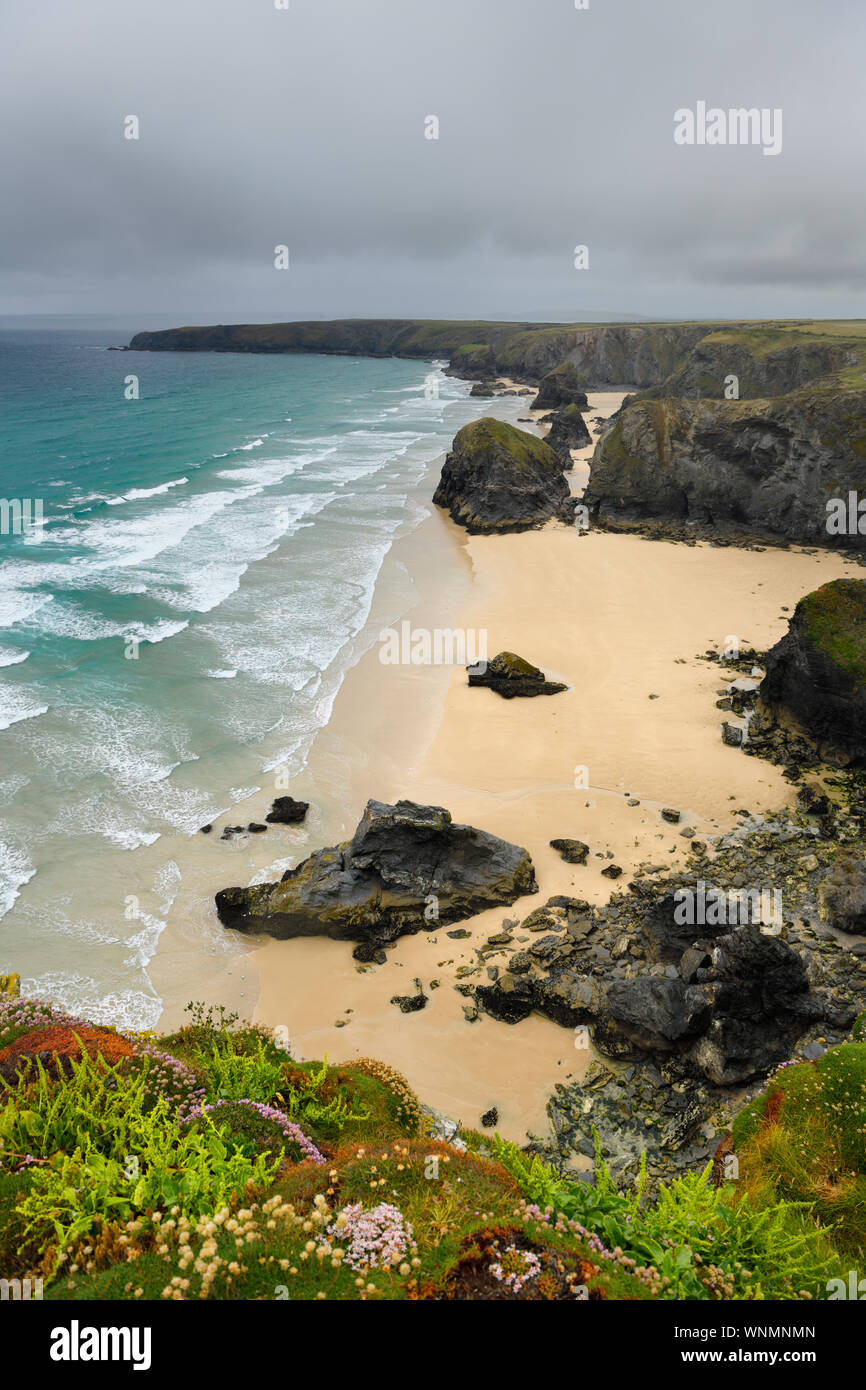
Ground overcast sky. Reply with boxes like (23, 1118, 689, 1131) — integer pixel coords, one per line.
(1, 0, 864, 326)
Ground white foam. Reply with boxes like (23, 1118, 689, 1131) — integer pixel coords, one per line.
(32, 605, 188, 645)
(0, 686, 49, 730)
(0, 840, 36, 918)
(23, 971, 163, 1032)
(153, 859, 182, 915)
(0, 591, 53, 631)
(124, 912, 166, 969)
(105, 476, 189, 505)
(146, 487, 336, 615)
(140, 619, 189, 645)
(249, 857, 296, 885)
(0, 647, 29, 668)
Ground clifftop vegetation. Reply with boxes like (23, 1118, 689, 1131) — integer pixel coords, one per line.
(1, 983, 862, 1301)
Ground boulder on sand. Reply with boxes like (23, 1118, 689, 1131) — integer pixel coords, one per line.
(216, 799, 537, 955)
(467, 651, 568, 699)
(266, 796, 310, 825)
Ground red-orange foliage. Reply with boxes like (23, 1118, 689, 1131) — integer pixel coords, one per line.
(0, 1024, 135, 1066)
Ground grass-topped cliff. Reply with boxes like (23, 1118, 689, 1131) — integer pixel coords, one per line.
(127, 318, 866, 397)
(1, 980, 863, 1301)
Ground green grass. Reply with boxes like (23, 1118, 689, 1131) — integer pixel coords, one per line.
(731, 1043, 866, 1266)
(453, 416, 558, 472)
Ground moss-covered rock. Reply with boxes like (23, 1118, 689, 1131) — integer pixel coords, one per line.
(758, 579, 866, 764)
(531, 363, 589, 411)
(467, 651, 568, 699)
(433, 418, 570, 534)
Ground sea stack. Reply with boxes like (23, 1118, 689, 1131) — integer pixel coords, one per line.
(433, 417, 570, 534)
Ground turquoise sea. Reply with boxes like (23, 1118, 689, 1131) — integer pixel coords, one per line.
(0, 326, 525, 1027)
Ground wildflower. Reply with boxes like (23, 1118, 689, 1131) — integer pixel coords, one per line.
(328, 1203, 413, 1273)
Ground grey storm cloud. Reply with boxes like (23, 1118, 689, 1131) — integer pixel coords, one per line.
(1, 0, 864, 322)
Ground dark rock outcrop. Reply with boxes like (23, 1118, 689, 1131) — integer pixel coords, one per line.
(433, 418, 570, 534)
(467, 651, 568, 699)
(585, 390, 866, 546)
(391, 991, 428, 1014)
(473, 888, 844, 1085)
(266, 796, 310, 825)
(818, 856, 866, 933)
(642, 892, 733, 964)
(604, 976, 711, 1052)
(531, 364, 589, 411)
(689, 929, 821, 1084)
(756, 580, 866, 764)
(215, 799, 537, 950)
(543, 405, 592, 464)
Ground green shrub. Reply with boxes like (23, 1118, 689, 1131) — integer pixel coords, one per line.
(490, 1129, 833, 1299)
(198, 1037, 286, 1106)
(282, 1059, 370, 1140)
(16, 1105, 280, 1274)
(184, 1100, 296, 1162)
(0, 1052, 153, 1163)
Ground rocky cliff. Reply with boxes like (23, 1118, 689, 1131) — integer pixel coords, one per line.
(584, 388, 866, 545)
(633, 330, 856, 401)
(127, 318, 866, 397)
(128, 318, 710, 388)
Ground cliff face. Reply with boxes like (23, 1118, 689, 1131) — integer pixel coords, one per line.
(634, 332, 855, 401)
(126, 319, 568, 368)
(127, 316, 866, 402)
(584, 389, 866, 545)
(127, 318, 710, 388)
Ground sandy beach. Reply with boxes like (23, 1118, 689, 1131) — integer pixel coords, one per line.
(245, 390, 858, 1144)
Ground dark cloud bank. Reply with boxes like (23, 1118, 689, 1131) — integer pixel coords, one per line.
(1, 0, 864, 323)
